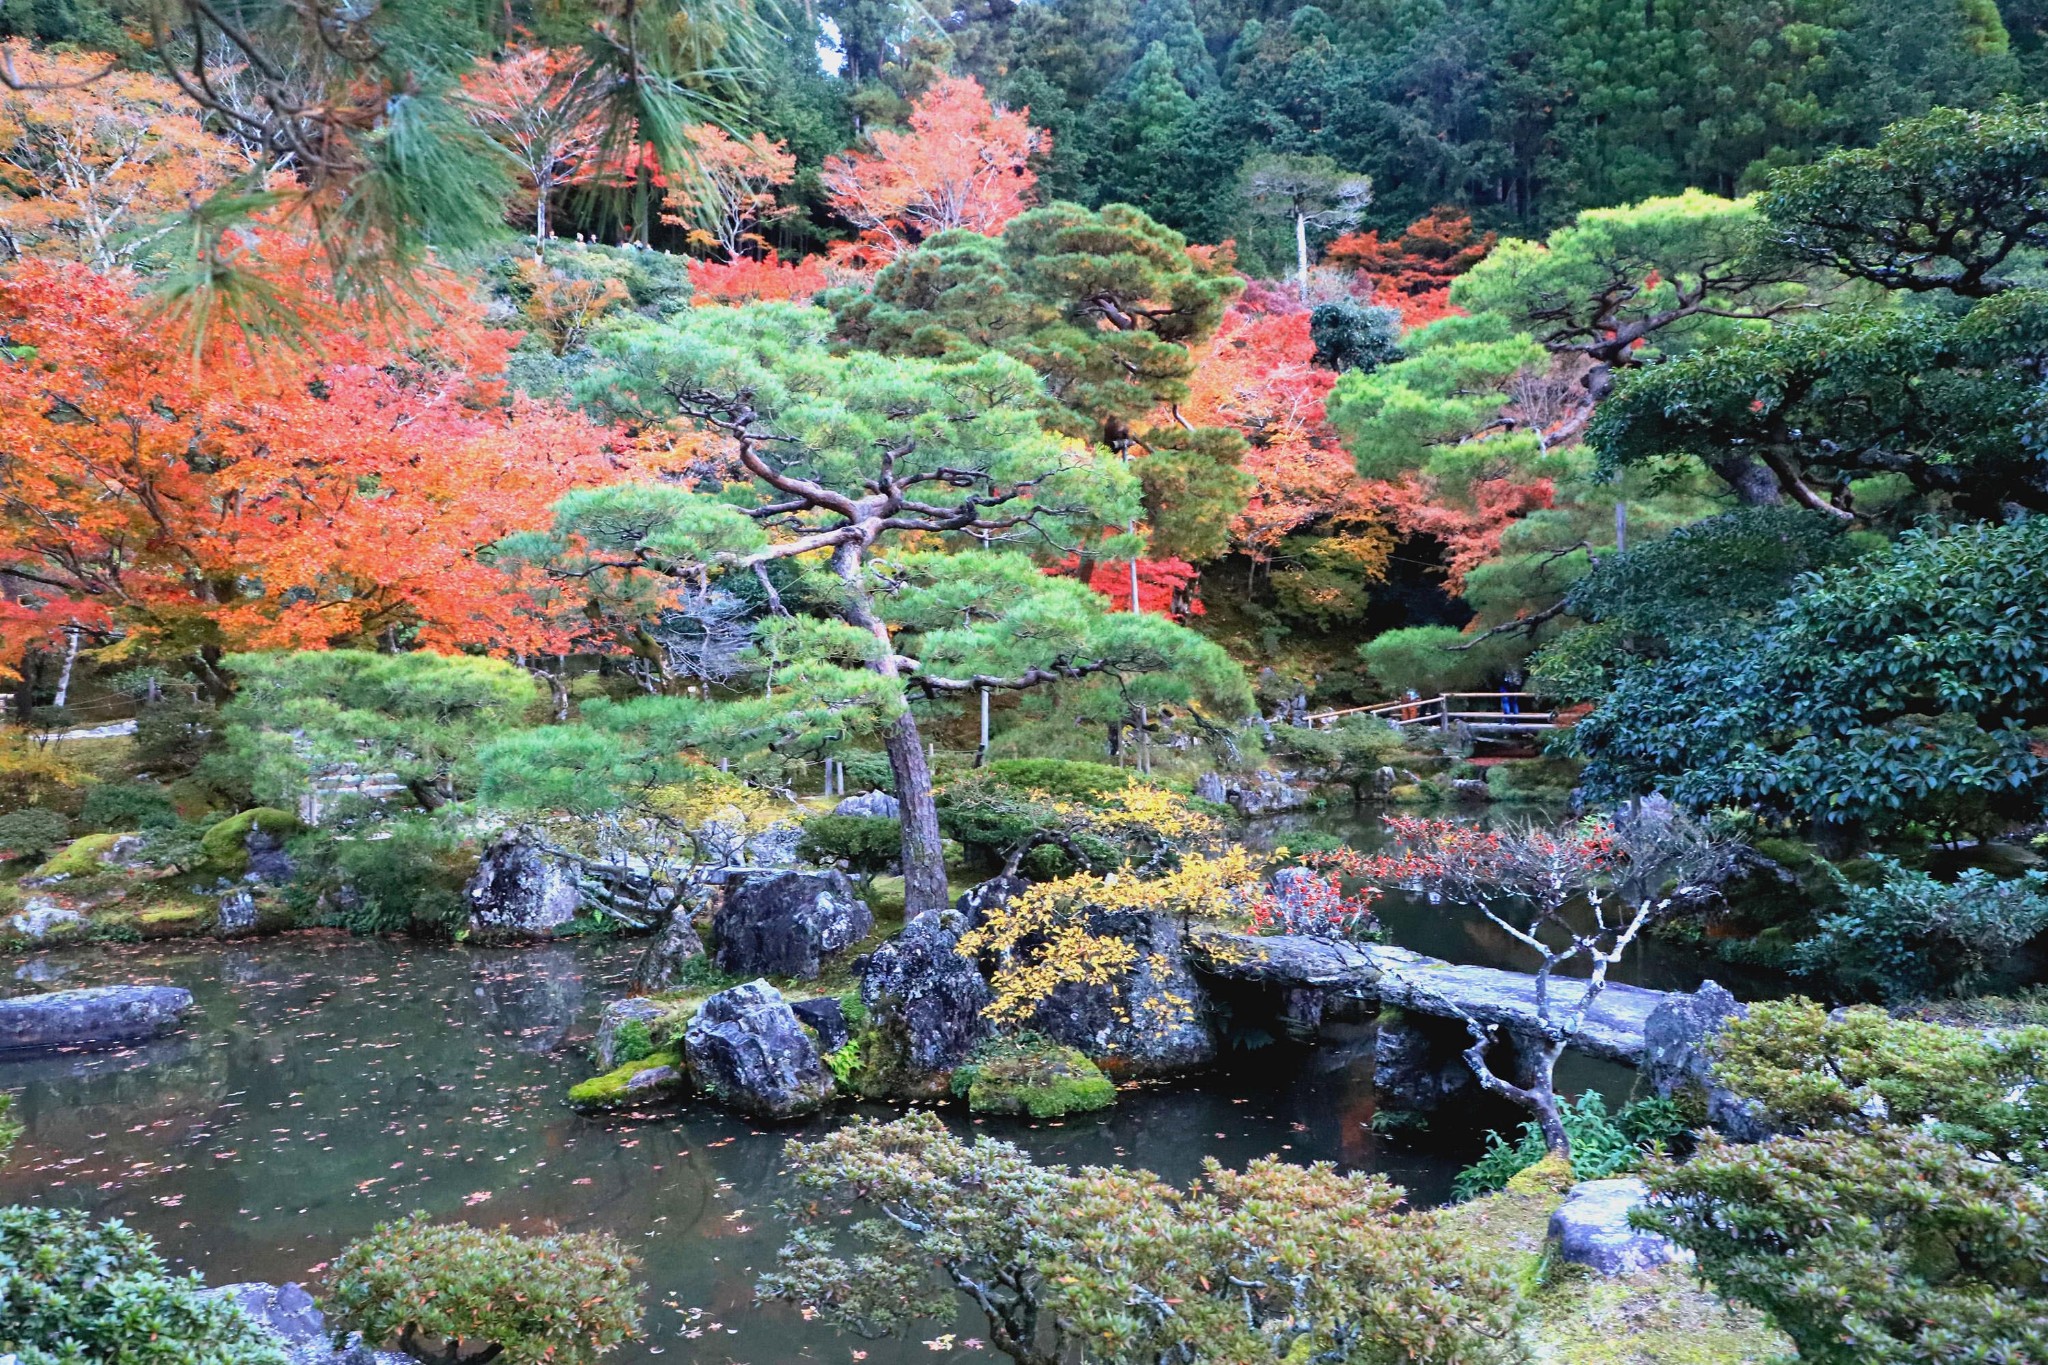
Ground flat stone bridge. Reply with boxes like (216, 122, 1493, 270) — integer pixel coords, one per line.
(1188, 928, 1678, 1065)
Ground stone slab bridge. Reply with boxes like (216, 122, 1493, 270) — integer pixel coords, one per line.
(1187, 928, 1675, 1065)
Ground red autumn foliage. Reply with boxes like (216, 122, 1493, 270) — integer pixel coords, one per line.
(1246, 850, 1383, 938)
(687, 250, 830, 304)
(1052, 553, 1205, 618)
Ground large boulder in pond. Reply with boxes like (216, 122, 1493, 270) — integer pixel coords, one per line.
(1641, 980, 1773, 1142)
(1032, 910, 1216, 1077)
(467, 832, 581, 938)
(714, 869, 872, 980)
(0, 984, 193, 1053)
(684, 980, 836, 1119)
(858, 911, 992, 1098)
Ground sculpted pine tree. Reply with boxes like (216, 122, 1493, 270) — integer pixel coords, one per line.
(503, 304, 1250, 916)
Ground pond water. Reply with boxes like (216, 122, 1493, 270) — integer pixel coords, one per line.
(0, 808, 1752, 1365)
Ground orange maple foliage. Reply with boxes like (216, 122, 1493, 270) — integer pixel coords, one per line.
(0, 42, 249, 271)
(822, 76, 1047, 262)
(660, 124, 797, 260)
(1326, 208, 1495, 329)
(0, 252, 619, 680)
(686, 250, 829, 304)
(463, 47, 604, 244)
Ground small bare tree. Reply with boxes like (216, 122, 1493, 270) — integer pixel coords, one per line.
(1362, 805, 1731, 1157)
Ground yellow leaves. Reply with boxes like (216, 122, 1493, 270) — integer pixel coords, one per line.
(958, 850, 1269, 1025)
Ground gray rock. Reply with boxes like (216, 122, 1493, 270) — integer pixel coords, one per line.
(1641, 980, 1773, 1142)
(466, 832, 581, 938)
(9, 897, 82, 941)
(621, 1063, 681, 1097)
(953, 874, 1030, 931)
(631, 904, 707, 994)
(746, 822, 804, 869)
(0, 984, 193, 1053)
(1451, 778, 1492, 801)
(244, 824, 296, 884)
(210, 1281, 325, 1346)
(1549, 1178, 1687, 1277)
(1208, 769, 1318, 816)
(791, 996, 850, 1052)
(715, 870, 872, 980)
(1194, 772, 1228, 804)
(208, 1281, 411, 1365)
(595, 998, 665, 1070)
(1032, 910, 1216, 1077)
(684, 980, 835, 1119)
(215, 887, 258, 938)
(833, 790, 902, 820)
(859, 911, 992, 1098)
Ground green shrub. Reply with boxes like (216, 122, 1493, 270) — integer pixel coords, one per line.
(1795, 857, 2048, 1001)
(1638, 1127, 2048, 1365)
(798, 814, 901, 872)
(198, 807, 300, 875)
(301, 818, 476, 938)
(949, 1033, 1116, 1118)
(610, 1019, 654, 1066)
(824, 1037, 863, 1086)
(78, 782, 180, 832)
(1712, 998, 2048, 1171)
(982, 759, 1131, 802)
(324, 1212, 641, 1364)
(1453, 1092, 1682, 1199)
(0, 808, 69, 860)
(0, 1207, 287, 1365)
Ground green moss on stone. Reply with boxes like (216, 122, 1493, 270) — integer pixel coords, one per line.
(198, 808, 300, 875)
(36, 832, 123, 878)
(952, 1034, 1116, 1118)
(566, 1049, 685, 1109)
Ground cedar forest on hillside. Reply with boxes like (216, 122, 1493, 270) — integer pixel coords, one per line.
(0, 2, 2044, 1365)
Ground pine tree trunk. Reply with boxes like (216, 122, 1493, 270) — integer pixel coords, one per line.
(832, 541, 950, 919)
(883, 710, 950, 919)
(1295, 211, 1310, 301)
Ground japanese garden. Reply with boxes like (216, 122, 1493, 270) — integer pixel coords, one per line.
(0, 2, 2045, 1362)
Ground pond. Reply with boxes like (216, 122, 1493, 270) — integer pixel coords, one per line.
(1, 934, 1564, 1365)
(1, 807, 1755, 1365)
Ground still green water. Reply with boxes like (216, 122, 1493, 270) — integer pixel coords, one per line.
(1, 934, 1502, 1365)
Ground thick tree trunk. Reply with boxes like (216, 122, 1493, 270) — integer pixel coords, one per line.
(1707, 451, 1786, 507)
(1295, 211, 1310, 301)
(883, 710, 950, 919)
(831, 541, 950, 919)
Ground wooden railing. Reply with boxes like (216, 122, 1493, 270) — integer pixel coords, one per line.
(1301, 692, 1558, 732)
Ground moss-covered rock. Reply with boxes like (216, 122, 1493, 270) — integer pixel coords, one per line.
(1484, 757, 1581, 803)
(566, 1049, 686, 1109)
(35, 832, 125, 879)
(137, 898, 214, 931)
(198, 808, 300, 876)
(950, 1034, 1116, 1118)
